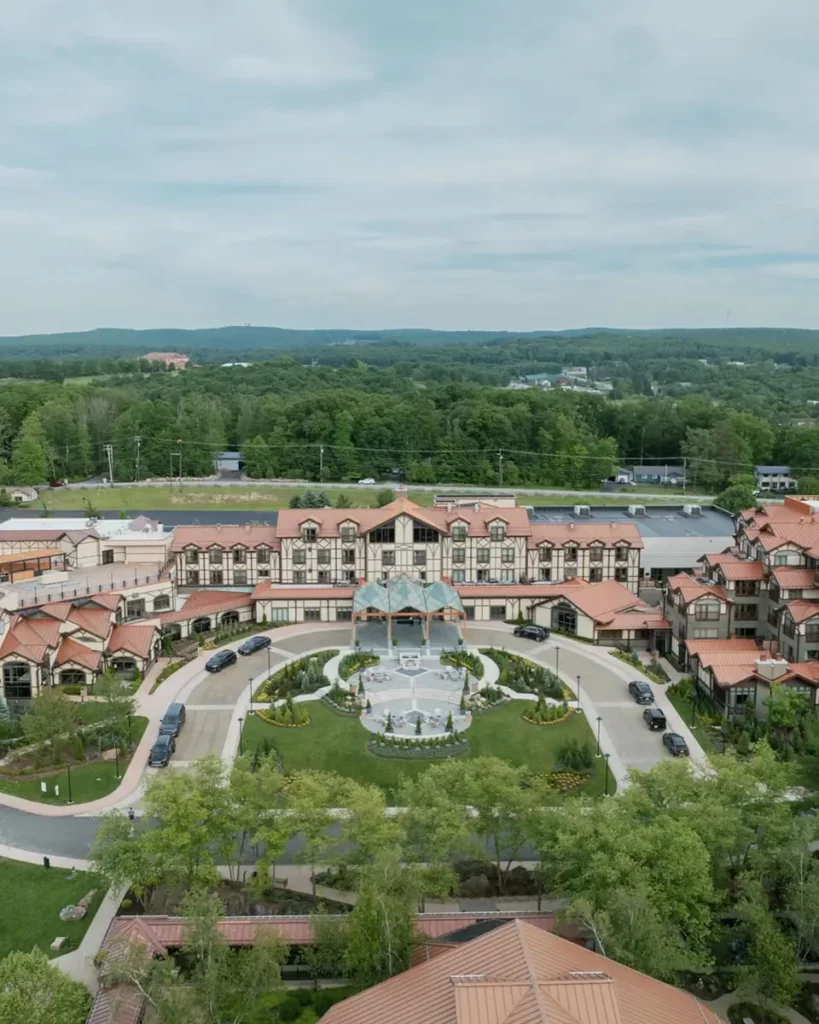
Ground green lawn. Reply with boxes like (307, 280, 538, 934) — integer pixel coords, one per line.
(242, 702, 610, 799)
(665, 690, 721, 755)
(0, 716, 148, 805)
(0, 858, 104, 958)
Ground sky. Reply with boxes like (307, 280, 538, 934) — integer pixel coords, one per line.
(2, 0, 819, 335)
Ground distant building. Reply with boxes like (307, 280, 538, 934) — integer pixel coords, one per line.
(215, 451, 244, 473)
(7, 486, 38, 504)
(561, 365, 588, 379)
(755, 465, 797, 492)
(220, 362, 252, 368)
(623, 465, 686, 487)
(142, 352, 190, 370)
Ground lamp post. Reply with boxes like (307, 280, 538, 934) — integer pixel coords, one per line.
(266, 646, 271, 678)
(66, 762, 73, 805)
(604, 753, 611, 797)
(248, 675, 254, 716)
(114, 741, 120, 781)
(238, 717, 244, 756)
(126, 713, 133, 750)
(555, 646, 560, 680)
(576, 674, 581, 714)
(596, 716, 602, 757)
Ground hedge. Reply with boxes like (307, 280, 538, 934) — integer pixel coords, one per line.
(440, 650, 484, 678)
(338, 651, 380, 680)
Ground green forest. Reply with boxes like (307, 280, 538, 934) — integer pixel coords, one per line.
(2, 328, 819, 496)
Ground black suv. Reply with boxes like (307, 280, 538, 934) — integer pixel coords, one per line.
(513, 625, 550, 642)
(643, 707, 667, 731)
(238, 635, 272, 656)
(148, 733, 175, 767)
(159, 702, 186, 737)
(663, 732, 690, 757)
(205, 649, 238, 672)
(628, 680, 654, 704)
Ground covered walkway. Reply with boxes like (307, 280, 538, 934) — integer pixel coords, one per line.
(351, 573, 466, 646)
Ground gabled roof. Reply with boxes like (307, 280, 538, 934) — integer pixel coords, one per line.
(321, 919, 724, 1024)
(66, 606, 113, 639)
(783, 600, 819, 625)
(354, 574, 464, 615)
(157, 589, 253, 624)
(529, 522, 643, 549)
(700, 553, 765, 581)
(55, 637, 102, 672)
(0, 615, 62, 663)
(772, 567, 818, 590)
(107, 624, 158, 659)
(667, 573, 730, 604)
(171, 525, 278, 552)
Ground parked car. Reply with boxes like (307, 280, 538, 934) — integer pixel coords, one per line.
(159, 702, 186, 737)
(663, 732, 689, 757)
(148, 733, 176, 767)
(643, 707, 667, 731)
(238, 635, 272, 656)
(513, 624, 550, 642)
(358, 477, 375, 485)
(205, 649, 238, 673)
(628, 680, 654, 704)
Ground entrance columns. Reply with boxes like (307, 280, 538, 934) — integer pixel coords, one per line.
(387, 614, 393, 647)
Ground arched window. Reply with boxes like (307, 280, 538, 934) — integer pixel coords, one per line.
(192, 616, 212, 634)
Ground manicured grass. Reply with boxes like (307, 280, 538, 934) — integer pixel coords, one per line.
(242, 702, 610, 799)
(0, 858, 104, 958)
(0, 716, 148, 804)
(665, 689, 721, 755)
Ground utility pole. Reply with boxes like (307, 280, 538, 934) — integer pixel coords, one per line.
(103, 443, 114, 487)
(498, 450, 504, 488)
(134, 436, 142, 483)
(319, 444, 324, 483)
(176, 440, 183, 489)
(682, 456, 687, 494)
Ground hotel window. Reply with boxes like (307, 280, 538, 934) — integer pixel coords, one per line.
(234, 570, 248, 586)
(185, 549, 199, 565)
(500, 568, 515, 582)
(452, 569, 465, 583)
(476, 548, 490, 565)
(210, 569, 224, 585)
(257, 547, 270, 564)
(258, 568, 270, 579)
(318, 570, 331, 584)
(489, 525, 506, 542)
(304, 608, 322, 622)
(336, 608, 353, 621)
(340, 526, 357, 543)
(451, 526, 467, 543)
(102, 549, 115, 565)
(293, 549, 307, 565)
(501, 548, 515, 564)
(344, 569, 356, 583)
(342, 548, 356, 565)
(805, 624, 819, 644)
(465, 606, 475, 621)
(370, 526, 395, 543)
(232, 547, 246, 565)
(693, 627, 720, 639)
(565, 546, 578, 562)
(413, 525, 439, 543)
(186, 570, 200, 586)
(564, 567, 578, 580)
(477, 569, 489, 582)
(539, 547, 552, 563)
(317, 549, 331, 565)
(414, 550, 427, 566)
(589, 566, 603, 583)
(695, 601, 721, 621)
(489, 605, 506, 621)
(735, 580, 758, 597)
(209, 548, 223, 565)
(615, 546, 628, 561)
(293, 570, 307, 584)
(590, 545, 603, 563)
(153, 594, 171, 612)
(774, 552, 790, 566)
(539, 567, 551, 581)
(614, 567, 628, 583)
(452, 547, 466, 564)
(302, 527, 318, 544)
(382, 550, 395, 566)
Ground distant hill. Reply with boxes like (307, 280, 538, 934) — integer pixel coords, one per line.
(2, 324, 819, 361)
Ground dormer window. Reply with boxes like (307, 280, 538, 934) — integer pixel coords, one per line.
(340, 525, 357, 543)
(539, 547, 552, 563)
(302, 526, 318, 544)
(565, 546, 578, 562)
(489, 523, 506, 542)
(615, 545, 629, 561)
(451, 524, 467, 543)
(232, 547, 246, 565)
(257, 547, 270, 564)
(185, 549, 199, 565)
(590, 545, 603, 563)
(209, 547, 223, 565)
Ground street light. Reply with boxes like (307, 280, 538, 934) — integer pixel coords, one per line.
(66, 762, 73, 804)
(555, 646, 560, 680)
(126, 713, 133, 750)
(576, 674, 581, 714)
(604, 753, 611, 797)
(266, 646, 271, 679)
(248, 675, 254, 716)
(238, 717, 244, 755)
(596, 716, 602, 757)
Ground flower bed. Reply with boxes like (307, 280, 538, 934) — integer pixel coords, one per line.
(259, 696, 311, 728)
(440, 650, 484, 678)
(254, 650, 338, 701)
(611, 650, 669, 685)
(338, 651, 380, 680)
(465, 686, 507, 715)
(480, 649, 566, 699)
(523, 698, 572, 725)
(323, 684, 360, 716)
(367, 733, 468, 759)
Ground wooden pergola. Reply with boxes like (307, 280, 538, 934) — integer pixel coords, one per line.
(350, 574, 467, 645)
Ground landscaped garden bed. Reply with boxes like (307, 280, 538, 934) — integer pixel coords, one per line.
(323, 683, 361, 715)
(611, 648, 670, 684)
(367, 732, 468, 759)
(480, 648, 568, 698)
(464, 685, 507, 714)
(522, 697, 572, 725)
(258, 697, 311, 728)
(440, 649, 484, 678)
(150, 656, 194, 693)
(253, 650, 338, 701)
(338, 650, 379, 680)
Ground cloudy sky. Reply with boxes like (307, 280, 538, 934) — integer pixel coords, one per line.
(2, 0, 819, 334)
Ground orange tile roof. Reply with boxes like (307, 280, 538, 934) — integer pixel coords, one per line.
(739, 503, 809, 526)
(0, 528, 99, 543)
(107, 624, 158, 659)
(529, 522, 643, 549)
(667, 573, 730, 604)
(784, 600, 819, 624)
(0, 547, 64, 565)
(756, 521, 819, 556)
(171, 524, 278, 552)
(602, 611, 670, 631)
(252, 584, 356, 601)
(321, 920, 724, 1024)
(700, 553, 765, 581)
(0, 615, 62, 663)
(66, 606, 113, 639)
(685, 640, 776, 687)
(54, 637, 102, 672)
(157, 589, 253, 624)
(773, 567, 818, 590)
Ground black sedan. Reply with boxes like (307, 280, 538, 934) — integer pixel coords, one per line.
(148, 733, 176, 767)
(513, 624, 550, 642)
(663, 732, 690, 757)
(205, 649, 238, 673)
(238, 635, 272, 656)
(627, 680, 654, 704)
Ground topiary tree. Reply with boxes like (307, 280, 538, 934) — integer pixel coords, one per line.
(415, 717, 422, 736)
(445, 711, 453, 733)
(385, 712, 393, 733)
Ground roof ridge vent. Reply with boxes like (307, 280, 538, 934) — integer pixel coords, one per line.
(450, 974, 487, 985)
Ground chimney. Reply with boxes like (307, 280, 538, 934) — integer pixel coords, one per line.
(569, 523, 575, 531)
(755, 655, 790, 682)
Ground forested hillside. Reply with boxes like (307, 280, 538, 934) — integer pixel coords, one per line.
(2, 352, 819, 494)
